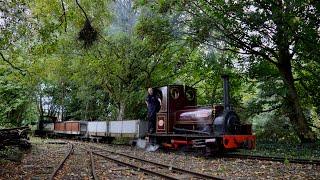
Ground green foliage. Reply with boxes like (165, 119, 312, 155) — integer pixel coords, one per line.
(252, 112, 300, 143)
(0, 71, 37, 127)
(10, 0, 182, 121)
(138, 0, 320, 141)
(1, 0, 319, 145)
(112, 137, 132, 145)
(124, 89, 147, 120)
(0, 146, 25, 162)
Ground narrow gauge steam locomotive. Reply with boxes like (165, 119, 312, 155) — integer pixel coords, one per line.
(148, 75, 256, 152)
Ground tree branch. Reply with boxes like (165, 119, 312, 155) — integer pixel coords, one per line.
(60, 0, 67, 32)
(75, 0, 89, 21)
(249, 104, 283, 116)
(191, 78, 205, 87)
(182, 1, 280, 66)
(0, 52, 27, 75)
(97, 33, 122, 59)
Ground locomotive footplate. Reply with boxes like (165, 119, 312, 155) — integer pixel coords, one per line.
(147, 133, 214, 138)
(147, 133, 220, 149)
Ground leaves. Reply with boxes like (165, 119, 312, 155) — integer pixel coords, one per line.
(0, 0, 319, 142)
(137, 0, 320, 141)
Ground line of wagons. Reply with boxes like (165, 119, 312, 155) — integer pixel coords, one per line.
(36, 120, 148, 142)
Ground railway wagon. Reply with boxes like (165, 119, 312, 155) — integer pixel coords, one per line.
(35, 122, 54, 137)
(34, 116, 57, 136)
(54, 121, 87, 136)
(48, 120, 148, 140)
(87, 121, 108, 137)
(54, 122, 65, 134)
(43, 123, 54, 132)
(109, 120, 148, 138)
(86, 120, 148, 142)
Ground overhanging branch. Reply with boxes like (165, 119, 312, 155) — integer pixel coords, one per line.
(75, 0, 89, 21)
(60, 0, 67, 32)
(249, 104, 283, 116)
(0, 51, 27, 75)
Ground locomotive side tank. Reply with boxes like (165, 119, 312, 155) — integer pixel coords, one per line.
(150, 75, 256, 151)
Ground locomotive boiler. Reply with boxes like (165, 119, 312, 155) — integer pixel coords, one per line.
(148, 75, 255, 152)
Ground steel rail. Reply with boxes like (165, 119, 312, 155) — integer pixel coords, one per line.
(92, 151, 182, 180)
(90, 151, 99, 180)
(54, 143, 98, 180)
(91, 145, 223, 180)
(75, 144, 180, 179)
(49, 143, 74, 180)
(224, 154, 320, 165)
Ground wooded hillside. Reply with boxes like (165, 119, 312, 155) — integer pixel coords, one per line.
(0, 0, 319, 143)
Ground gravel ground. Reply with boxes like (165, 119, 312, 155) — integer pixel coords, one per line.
(92, 142, 320, 179)
(0, 141, 69, 179)
(1, 139, 319, 179)
(93, 153, 155, 179)
(54, 145, 93, 180)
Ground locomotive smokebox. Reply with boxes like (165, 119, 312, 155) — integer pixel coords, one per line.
(213, 75, 241, 136)
(222, 75, 231, 111)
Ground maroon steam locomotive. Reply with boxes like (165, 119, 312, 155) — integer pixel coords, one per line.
(148, 75, 256, 152)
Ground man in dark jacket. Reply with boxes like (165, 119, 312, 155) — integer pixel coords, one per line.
(145, 88, 162, 133)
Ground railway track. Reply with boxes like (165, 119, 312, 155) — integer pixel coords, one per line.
(79, 143, 223, 180)
(76, 143, 155, 179)
(89, 151, 98, 180)
(43, 140, 319, 179)
(49, 143, 74, 180)
(224, 153, 320, 165)
(19, 141, 72, 179)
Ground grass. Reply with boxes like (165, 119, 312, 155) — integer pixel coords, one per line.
(29, 136, 48, 144)
(0, 146, 25, 162)
(112, 137, 133, 145)
(236, 140, 320, 160)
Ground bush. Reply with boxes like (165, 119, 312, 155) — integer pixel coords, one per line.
(251, 111, 300, 144)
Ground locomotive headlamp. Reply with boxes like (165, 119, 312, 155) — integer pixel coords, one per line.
(158, 119, 164, 126)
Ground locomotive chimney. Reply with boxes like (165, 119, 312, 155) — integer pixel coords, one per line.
(222, 75, 231, 110)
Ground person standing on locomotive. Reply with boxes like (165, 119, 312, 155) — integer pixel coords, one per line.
(145, 88, 161, 133)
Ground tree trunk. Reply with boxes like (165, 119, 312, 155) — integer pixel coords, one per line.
(85, 101, 89, 120)
(273, 4, 315, 142)
(38, 92, 44, 121)
(117, 101, 125, 120)
(277, 58, 315, 143)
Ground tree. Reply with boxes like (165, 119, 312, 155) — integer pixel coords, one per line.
(139, 0, 320, 142)
(24, 0, 182, 121)
(0, 0, 40, 127)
